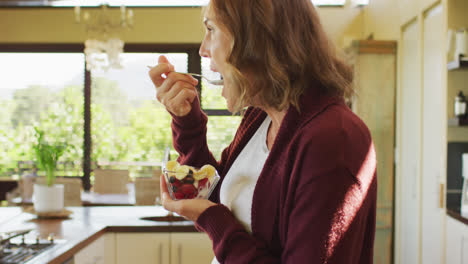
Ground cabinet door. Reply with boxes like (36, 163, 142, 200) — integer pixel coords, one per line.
(399, 18, 422, 264)
(116, 233, 170, 264)
(421, 4, 445, 264)
(74, 233, 115, 264)
(170, 233, 214, 264)
(446, 216, 466, 264)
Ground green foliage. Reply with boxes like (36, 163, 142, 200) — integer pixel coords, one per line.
(0, 77, 240, 177)
(201, 85, 227, 109)
(33, 127, 66, 186)
(11, 85, 54, 127)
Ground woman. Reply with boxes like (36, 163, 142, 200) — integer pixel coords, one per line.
(148, 0, 377, 263)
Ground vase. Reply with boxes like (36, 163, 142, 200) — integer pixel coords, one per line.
(33, 183, 64, 213)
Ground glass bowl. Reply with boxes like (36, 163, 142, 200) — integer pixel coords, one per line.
(162, 164, 220, 200)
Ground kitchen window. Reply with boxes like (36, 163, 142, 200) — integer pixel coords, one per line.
(0, 52, 85, 178)
(0, 44, 239, 190)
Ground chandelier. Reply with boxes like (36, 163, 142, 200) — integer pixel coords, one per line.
(74, 4, 133, 72)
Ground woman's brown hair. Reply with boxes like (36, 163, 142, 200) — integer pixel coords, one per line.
(208, 0, 354, 113)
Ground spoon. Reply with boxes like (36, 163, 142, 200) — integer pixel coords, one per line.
(147, 66, 223, 85)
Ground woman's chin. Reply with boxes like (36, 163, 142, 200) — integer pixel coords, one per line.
(226, 101, 234, 113)
(224, 98, 235, 113)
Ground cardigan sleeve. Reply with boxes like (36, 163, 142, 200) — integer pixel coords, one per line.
(170, 97, 218, 168)
(195, 204, 280, 264)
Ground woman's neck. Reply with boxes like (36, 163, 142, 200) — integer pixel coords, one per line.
(264, 107, 287, 150)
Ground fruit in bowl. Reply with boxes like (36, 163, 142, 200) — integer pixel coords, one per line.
(163, 160, 220, 200)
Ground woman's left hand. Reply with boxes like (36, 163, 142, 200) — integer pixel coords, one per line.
(160, 174, 217, 222)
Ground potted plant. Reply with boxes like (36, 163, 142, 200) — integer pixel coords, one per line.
(32, 127, 67, 213)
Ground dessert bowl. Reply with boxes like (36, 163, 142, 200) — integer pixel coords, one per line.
(163, 161, 220, 200)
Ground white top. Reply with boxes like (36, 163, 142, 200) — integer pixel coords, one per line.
(211, 116, 271, 264)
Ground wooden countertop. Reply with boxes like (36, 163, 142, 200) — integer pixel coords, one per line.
(0, 206, 198, 264)
(447, 208, 468, 225)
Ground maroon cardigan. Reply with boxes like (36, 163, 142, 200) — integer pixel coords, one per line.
(171, 88, 377, 264)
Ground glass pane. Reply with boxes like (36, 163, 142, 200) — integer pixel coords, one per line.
(90, 53, 187, 176)
(200, 58, 241, 160)
(200, 57, 225, 109)
(0, 53, 84, 178)
(50, 0, 210, 7)
(207, 116, 242, 160)
(312, 0, 346, 5)
(355, 0, 369, 5)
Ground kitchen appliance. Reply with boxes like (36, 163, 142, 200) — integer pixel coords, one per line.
(454, 91, 467, 118)
(462, 153, 468, 217)
(448, 28, 468, 61)
(0, 229, 57, 264)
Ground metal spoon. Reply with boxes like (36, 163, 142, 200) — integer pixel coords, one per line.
(147, 66, 223, 85)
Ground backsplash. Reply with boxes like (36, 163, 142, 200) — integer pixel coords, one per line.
(447, 142, 468, 210)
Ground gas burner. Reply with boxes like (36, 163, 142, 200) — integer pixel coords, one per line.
(0, 229, 57, 264)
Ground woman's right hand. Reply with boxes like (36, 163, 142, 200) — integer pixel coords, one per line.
(148, 55, 199, 116)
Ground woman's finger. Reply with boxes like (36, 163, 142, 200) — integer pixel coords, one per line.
(164, 81, 196, 103)
(158, 55, 169, 64)
(149, 56, 197, 90)
(159, 174, 181, 214)
(148, 63, 174, 88)
(156, 73, 197, 101)
(168, 88, 198, 116)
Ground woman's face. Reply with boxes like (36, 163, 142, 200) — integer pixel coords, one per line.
(199, 6, 236, 111)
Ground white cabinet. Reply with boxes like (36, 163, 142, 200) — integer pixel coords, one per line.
(74, 232, 213, 264)
(170, 233, 215, 264)
(115, 232, 213, 264)
(74, 233, 115, 264)
(446, 215, 468, 264)
(397, 2, 447, 264)
(115, 233, 170, 264)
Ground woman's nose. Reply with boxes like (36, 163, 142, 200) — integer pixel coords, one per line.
(199, 39, 210, 58)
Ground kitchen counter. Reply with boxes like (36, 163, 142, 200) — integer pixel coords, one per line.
(0, 206, 197, 264)
(447, 208, 468, 225)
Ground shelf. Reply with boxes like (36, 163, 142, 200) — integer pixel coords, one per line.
(448, 117, 468, 126)
(448, 56, 468, 71)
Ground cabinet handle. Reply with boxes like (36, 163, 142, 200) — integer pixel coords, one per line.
(439, 183, 444, 209)
(178, 244, 182, 264)
(158, 243, 162, 264)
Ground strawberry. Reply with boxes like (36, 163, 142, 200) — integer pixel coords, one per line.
(172, 178, 183, 187)
(180, 184, 196, 195)
(198, 178, 209, 190)
(174, 192, 185, 200)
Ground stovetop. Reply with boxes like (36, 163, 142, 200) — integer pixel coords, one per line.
(0, 229, 59, 264)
